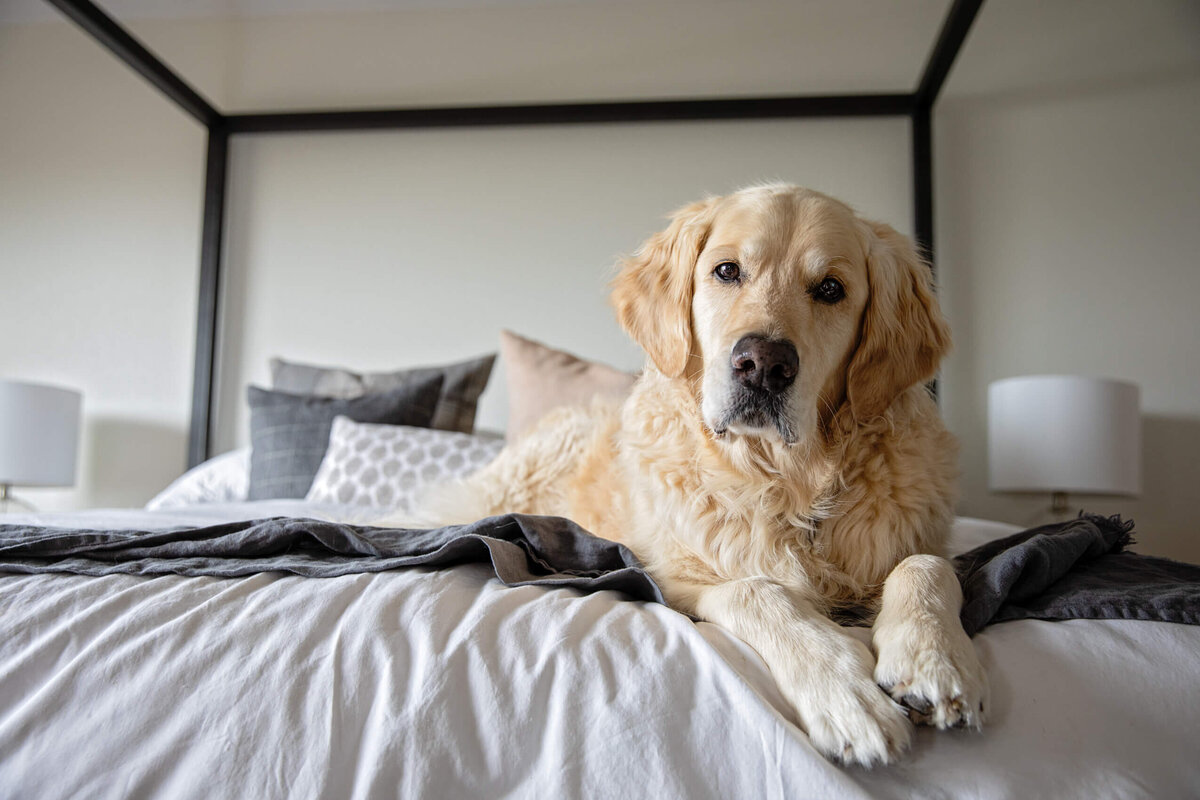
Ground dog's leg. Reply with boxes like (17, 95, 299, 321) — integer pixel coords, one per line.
(871, 554, 988, 730)
(691, 578, 911, 767)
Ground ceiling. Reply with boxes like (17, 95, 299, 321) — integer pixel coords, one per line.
(942, 0, 1200, 101)
(8, 0, 654, 24)
(5, 1, 1197, 112)
(4, 1, 955, 111)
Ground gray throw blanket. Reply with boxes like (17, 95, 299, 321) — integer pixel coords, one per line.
(2, 513, 1197, 634)
(955, 513, 1200, 635)
(0, 515, 666, 604)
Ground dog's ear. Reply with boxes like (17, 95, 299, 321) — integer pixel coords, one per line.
(611, 197, 719, 378)
(845, 221, 951, 419)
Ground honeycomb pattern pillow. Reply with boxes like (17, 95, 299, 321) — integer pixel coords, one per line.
(305, 416, 505, 510)
(247, 379, 443, 501)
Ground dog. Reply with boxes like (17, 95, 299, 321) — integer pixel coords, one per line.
(426, 184, 987, 767)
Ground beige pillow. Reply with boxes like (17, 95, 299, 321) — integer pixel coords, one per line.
(500, 330, 637, 438)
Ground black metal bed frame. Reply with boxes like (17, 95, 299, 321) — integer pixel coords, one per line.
(44, 0, 985, 468)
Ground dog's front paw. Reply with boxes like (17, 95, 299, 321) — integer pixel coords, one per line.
(783, 642, 912, 767)
(873, 620, 988, 731)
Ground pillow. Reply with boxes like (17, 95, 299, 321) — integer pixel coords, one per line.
(146, 447, 250, 510)
(306, 417, 505, 510)
(247, 377, 443, 500)
(500, 329, 637, 438)
(270, 353, 495, 434)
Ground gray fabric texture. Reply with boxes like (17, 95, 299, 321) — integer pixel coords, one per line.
(955, 514, 1200, 635)
(247, 378, 442, 501)
(2, 513, 1196, 634)
(270, 354, 496, 434)
(0, 515, 666, 603)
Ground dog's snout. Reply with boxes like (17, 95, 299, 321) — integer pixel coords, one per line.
(731, 335, 798, 394)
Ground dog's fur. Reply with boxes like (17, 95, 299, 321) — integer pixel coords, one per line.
(424, 184, 987, 766)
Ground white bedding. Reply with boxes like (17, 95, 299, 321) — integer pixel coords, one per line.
(1, 505, 1196, 799)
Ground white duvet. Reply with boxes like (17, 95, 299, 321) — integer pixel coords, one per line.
(1, 504, 1196, 799)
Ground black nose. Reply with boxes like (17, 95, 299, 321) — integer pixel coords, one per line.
(731, 335, 798, 394)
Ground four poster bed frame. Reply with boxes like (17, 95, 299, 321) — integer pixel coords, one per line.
(43, 0, 986, 469)
(14, 9, 1200, 796)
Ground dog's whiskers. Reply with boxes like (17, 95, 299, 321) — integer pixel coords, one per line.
(815, 391, 842, 429)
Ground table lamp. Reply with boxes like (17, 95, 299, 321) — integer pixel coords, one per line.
(988, 375, 1140, 516)
(0, 379, 83, 512)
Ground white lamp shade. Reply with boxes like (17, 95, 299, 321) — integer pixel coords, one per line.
(988, 375, 1140, 496)
(0, 379, 83, 487)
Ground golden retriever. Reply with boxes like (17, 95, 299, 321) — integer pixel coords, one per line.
(426, 183, 987, 767)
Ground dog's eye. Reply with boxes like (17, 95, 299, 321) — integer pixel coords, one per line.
(813, 277, 845, 304)
(714, 262, 741, 283)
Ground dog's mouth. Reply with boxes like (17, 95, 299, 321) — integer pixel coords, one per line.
(710, 387, 798, 445)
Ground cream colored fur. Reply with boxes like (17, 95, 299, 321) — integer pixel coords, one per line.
(419, 184, 987, 767)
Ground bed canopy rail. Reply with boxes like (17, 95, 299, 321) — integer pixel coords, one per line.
(43, 0, 985, 469)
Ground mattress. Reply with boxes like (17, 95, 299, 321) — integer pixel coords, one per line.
(1, 504, 1196, 799)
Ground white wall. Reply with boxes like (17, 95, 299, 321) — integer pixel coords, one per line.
(937, 0, 1200, 561)
(214, 119, 911, 451)
(1, 11, 913, 511)
(0, 23, 208, 511)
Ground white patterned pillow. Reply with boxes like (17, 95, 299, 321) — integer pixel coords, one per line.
(146, 448, 250, 510)
(305, 417, 505, 510)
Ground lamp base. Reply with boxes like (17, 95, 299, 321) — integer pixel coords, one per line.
(1050, 491, 1072, 519)
(0, 484, 36, 514)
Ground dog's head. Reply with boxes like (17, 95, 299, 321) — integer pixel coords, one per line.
(612, 184, 950, 446)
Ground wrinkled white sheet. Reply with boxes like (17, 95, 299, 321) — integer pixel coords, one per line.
(1, 506, 1196, 799)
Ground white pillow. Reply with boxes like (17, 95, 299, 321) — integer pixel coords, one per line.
(306, 417, 505, 510)
(146, 448, 251, 510)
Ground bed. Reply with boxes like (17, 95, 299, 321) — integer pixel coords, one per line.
(10, 2, 1197, 797)
(2, 500, 1197, 799)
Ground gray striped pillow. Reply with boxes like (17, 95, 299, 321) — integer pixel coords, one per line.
(246, 377, 443, 500)
(269, 354, 495, 434)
